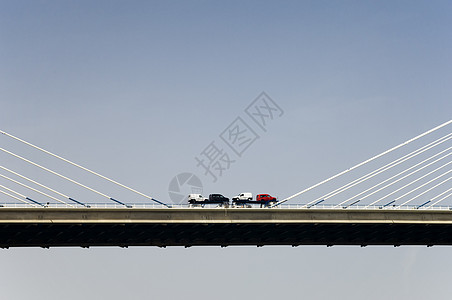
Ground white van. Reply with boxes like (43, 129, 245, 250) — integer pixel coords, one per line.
(232, 192, 253, 201)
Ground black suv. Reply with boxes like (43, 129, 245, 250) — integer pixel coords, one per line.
(208, 194, 229, 205)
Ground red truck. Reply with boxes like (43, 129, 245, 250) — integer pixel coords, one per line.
(256, 194, 277, 204)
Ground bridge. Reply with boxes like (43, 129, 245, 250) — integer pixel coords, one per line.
(2, 206, 452, 248)
(0, 120, 451, 247)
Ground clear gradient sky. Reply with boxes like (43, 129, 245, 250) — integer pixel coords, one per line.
(1, 1, 452, 299)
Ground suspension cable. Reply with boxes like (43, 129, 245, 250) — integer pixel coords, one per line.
(0, 165, 71, 199)
(274, 120, 452, 206)
(428, 189, 452, 207)
(0, 147, 128, 206)
(312, 134, 452, 207)
(0, 129, 169, 207)
(327, 135, 452, 207)
(0, 166, 88, 207)
(381, 169, 452, 206)
(0, 183, 45, 207)
(356, 150, 451, 207)
(0, 188, 37, 207)
(0, 184, 28, 199)
(0, 172, 74, 207)
(399, 175, 452, 206)
(368, 161, 452, 206)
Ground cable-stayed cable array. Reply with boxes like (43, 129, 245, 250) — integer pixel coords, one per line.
(277, 120, 452, 208)
(1, 120, 451, 209)
(0, 130, 169, 208)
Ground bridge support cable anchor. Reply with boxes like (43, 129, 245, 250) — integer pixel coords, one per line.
(343, 200, 360, 209)
(416, 201, 431, 209)
(273, 119, 452, 207)
(380, 200, 396, 209)
(68, 198, 90, 208)
(306, 199, 324, 208)
(151, 198, 171, 208)
(110, 198, 132, 208)
(25, 197, 45, 207)
(0, 129, 171, 208)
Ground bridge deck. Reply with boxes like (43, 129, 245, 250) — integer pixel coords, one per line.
(1, 208, 452, 247)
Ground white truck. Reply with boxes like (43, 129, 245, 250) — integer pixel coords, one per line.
(188, 193, 229, 207)
(188, 194, 208, 203)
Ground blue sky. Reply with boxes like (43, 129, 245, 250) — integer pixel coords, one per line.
(1, 1, 451, 299)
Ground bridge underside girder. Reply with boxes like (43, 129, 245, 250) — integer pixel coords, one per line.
(0, 222, 451, 248)
(2, 208, 452, 248)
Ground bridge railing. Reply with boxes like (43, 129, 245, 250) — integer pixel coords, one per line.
(1, 202, 452, 210)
